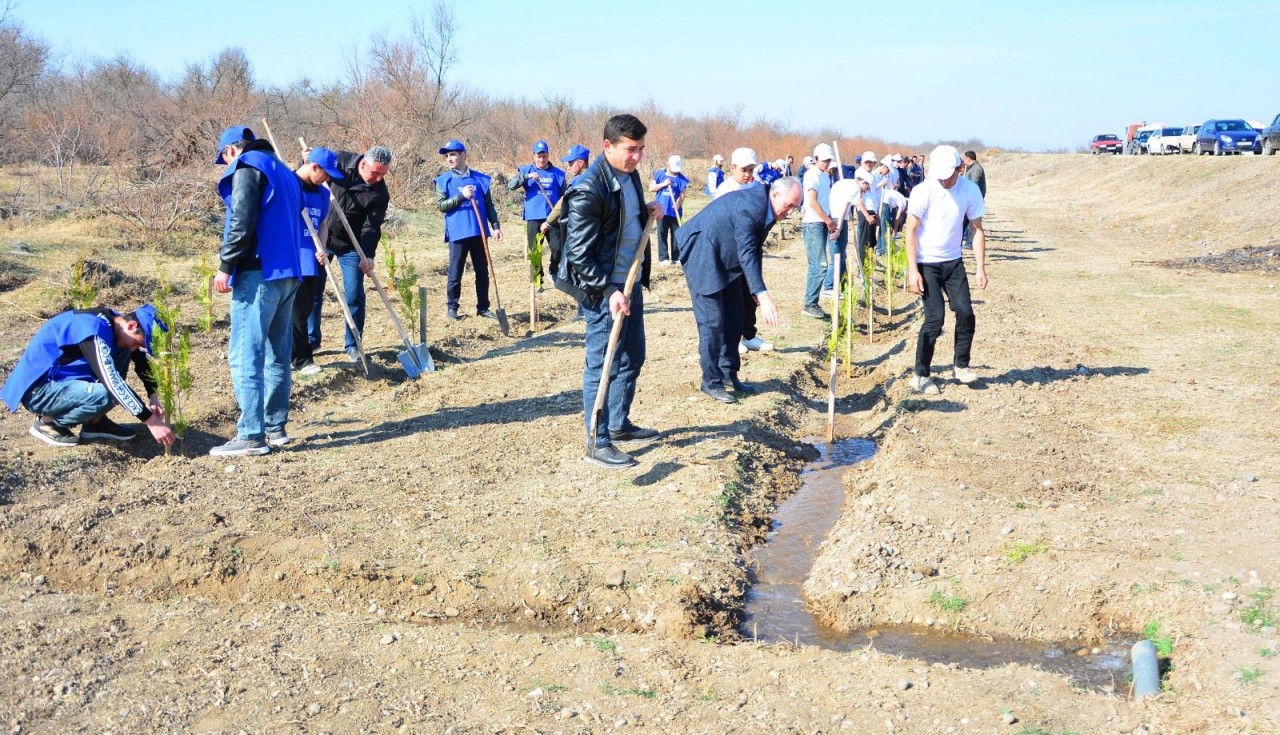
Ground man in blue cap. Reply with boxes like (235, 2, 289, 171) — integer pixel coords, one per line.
(210, 124, 305, 457)
(508, 140, 566, 289)
(290, 147, 343, 376)
(435, 139, 502, 321)
(2, 305, 177, 448)
(541, 144, 590, 292)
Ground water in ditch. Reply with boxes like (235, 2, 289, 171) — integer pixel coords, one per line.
(740, 438, 1131, 691)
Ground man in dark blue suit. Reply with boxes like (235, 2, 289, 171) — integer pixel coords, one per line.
(676, 177, 803, 403)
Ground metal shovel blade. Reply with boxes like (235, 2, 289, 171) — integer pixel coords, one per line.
(396, 349, 424, 379)
(411, 343, 435, 372)
(496, 308, 510, 337)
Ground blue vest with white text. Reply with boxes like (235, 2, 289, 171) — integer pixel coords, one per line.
(218, 149, 305, 282)
(298, 185, 331, 279)
(435, 169, 493, 242)
(516, 164, 566, 221)
(2, 310, 118, 411)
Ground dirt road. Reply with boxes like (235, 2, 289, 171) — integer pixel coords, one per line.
(1, 153, 1277, 733)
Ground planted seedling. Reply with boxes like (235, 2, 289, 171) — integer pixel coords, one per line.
(69, 256, 97, 309)
(382, 241, 419, 337)
(149, 278, 191, 456)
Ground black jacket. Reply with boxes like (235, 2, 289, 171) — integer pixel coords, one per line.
(219, 138, 277, 274)
(326, 152, 390, 258)
(555, 155, 650, 307)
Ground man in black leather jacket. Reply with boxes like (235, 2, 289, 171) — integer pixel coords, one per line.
(557, 114, 661, 470)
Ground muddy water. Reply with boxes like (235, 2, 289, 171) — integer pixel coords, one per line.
(741, 438, 1131, 691)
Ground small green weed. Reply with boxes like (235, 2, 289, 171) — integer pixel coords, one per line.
(695, 686, 717, 702)
(928, 581, 968, 613)
(1258, 647, 1277, 659)
(412, 573, 428, 586)
(1143, 620, 1173, 656)
(1239, 668, 1263, 685)
(1240, 588, 1276, 628)
(526, 677, 567, 693)
(589, 636, 617, 654)
(1002, 542, 1049, 563)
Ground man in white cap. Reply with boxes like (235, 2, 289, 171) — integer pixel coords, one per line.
(650, 154, 689, 264)
(801, 143, 838, 319)
(905, 145, 987, 395)
(714, 148, 758, 198)
(705, 154, 725, 195)
(854, 150, 882, 256)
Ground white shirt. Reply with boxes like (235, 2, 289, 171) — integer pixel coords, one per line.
(907, 177, 985, 264)
(883, 189, 906, 211)
(714, 177, 758, 199)
(828, 179, 862, 224)
(801, 167, 832, 224)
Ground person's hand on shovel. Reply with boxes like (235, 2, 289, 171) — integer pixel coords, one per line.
(357, 258, 374, 275)
(460, 184, 476, 200)
(213, 271, 232, 294)
(608, 290, 630, 320)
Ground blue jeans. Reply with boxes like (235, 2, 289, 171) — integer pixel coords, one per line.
(821, 220, 850, 292)
(23, 349, 131, 425)
(802, 222, 829, 307)
(229, 269, 298, 440)
(335, 251, 367, 352)
(581, 287, 645, 447)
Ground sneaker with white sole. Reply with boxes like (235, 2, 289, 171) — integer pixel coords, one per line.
(29, 418, 78, 447)
(298, 362, 322, 376)
(741, 336, 774, 352)
(952, 367, 978, 384)
(209, 438, 271, 457)
(909, 374, 940, 395)
(266, 430, 292, 447)
(80, 416, 137, 441)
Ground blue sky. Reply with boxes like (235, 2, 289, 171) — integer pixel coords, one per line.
(14, 0, 1280, 150)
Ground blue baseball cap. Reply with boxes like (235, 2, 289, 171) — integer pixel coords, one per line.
(306, 147, 345, 180)
(438, 139, 467, 154)
(560, 144, 590, 163)
(132, 304, 167, 355)
(214, 125, 255, 164)
(532, 140, 549, 154)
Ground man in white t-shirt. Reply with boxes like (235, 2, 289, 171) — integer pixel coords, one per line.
(823, 176, 862, 295)
(801, 143, 838, 319)
(905, 145, 987, 395)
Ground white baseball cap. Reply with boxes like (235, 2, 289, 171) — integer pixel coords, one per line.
(861, 150, 878, 163)
(730, 147, 758, 168)
(712, 153, 724, 163)
(927, 145, 963, 179)
(890, 153, 903, 162)
(813, 143, 835, 161)
(803, 155, 815, 166)
(667, 155, 683, 172)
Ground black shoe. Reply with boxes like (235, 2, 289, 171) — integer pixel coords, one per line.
(701, 385, 737, 404)
(29, 418, 78, 447)
(728, 374, 758, 394)
(446, 308, 460, 321)
(80, 416, 136, 441)
(610, 424, 659, 445)
(478, 309, 498, 320)
(802, 304, 828, 320)
(584, 443, 637, 469)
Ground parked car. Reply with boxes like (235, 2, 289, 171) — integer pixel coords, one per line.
(1194, 119, 1260, 155)
(1147, 127, 1184, 155)
(1123, 122, 1147, 154)
(1177, 123, 1202, 153)
(1090, 134, 1122, 154)
(1261, 113, 1280, 155)
(1131, 123, 1162, 154)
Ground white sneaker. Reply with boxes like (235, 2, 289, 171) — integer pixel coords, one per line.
(741, 336, 773, 352)
(952, 367, 978, 384)
(739, 341, 748, 355)
(909, 374, 940, 395)
(820, 289, 834, 300)
(298, 363, 322, 376)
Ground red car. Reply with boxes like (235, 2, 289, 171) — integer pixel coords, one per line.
(1090, 134, 1122, 154)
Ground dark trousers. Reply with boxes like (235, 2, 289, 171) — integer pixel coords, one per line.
(291, 273, 323, 368)
(525, 219, 546, 282)
(914, 258, 975, 377)
(689, 277, 745, 389)
(306, 263, 326, 349)
(740, 279, 758, 341)
(657, 215, 680, 262)
(581, 287, 645, 447)
(856, 209, 879, 256)
(447, 235, 490, 313)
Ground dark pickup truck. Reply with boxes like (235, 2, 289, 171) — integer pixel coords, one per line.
(1262, 113, 1280, 156)
(1090, 134, 1122, 154)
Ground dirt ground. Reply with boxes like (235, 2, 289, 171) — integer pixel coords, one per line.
(1, 153, 1278, 734)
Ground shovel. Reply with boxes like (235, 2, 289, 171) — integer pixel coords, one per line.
(413, 285, 435, 371)
(470, 198, 510, 336)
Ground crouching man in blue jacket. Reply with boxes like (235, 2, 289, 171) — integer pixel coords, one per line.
(2, 305, 177, 448)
